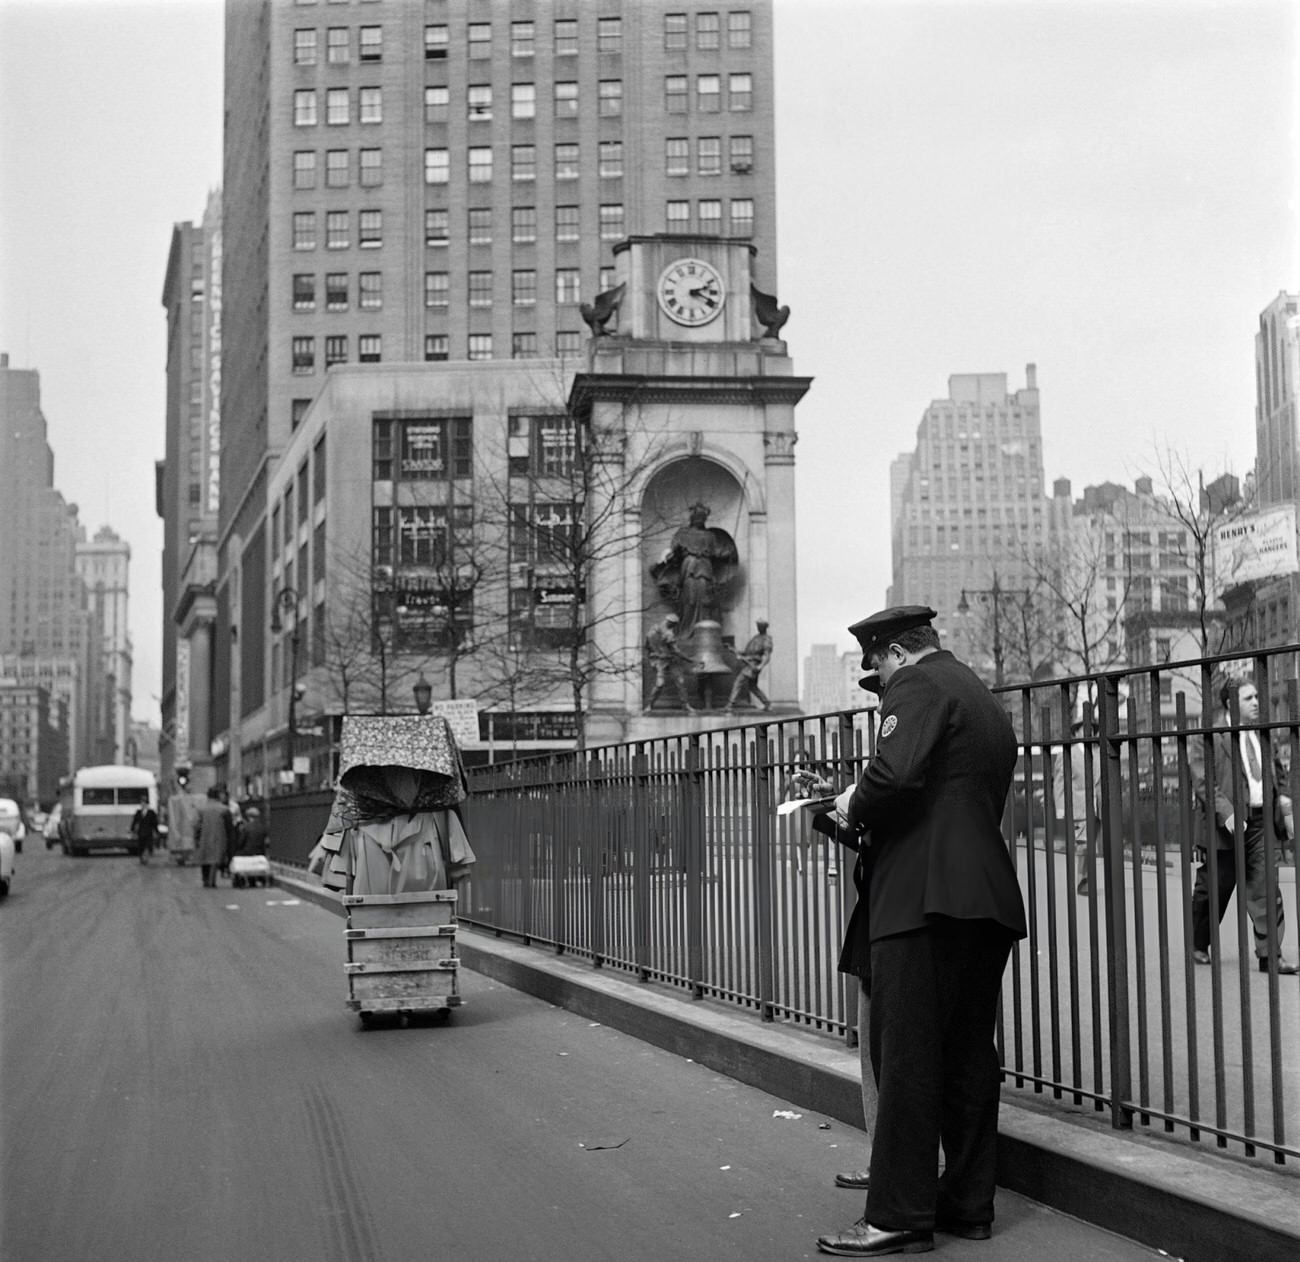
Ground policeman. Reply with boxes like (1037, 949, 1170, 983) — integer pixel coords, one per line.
(816, 606, 1027, 1257)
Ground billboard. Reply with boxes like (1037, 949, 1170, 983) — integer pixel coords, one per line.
(1213, 503, 1299, 597)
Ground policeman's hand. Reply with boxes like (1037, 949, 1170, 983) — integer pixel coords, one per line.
(790, 769, 834, 797)
(833, 784, 856, 831)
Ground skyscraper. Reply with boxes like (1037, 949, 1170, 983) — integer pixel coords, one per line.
(889, 367, 1046, 670)
(211, 0, 780, 781)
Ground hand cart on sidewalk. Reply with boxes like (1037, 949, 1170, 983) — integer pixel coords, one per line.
(312, 714, 476, 1027)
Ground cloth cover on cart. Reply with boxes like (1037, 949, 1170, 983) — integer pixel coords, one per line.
(315, 715, 476, 896)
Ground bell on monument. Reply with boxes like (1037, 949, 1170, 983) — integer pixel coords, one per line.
(690, 620, 732, 676)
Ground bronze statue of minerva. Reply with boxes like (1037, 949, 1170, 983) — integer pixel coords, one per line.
(580, 282, 627, 337)
(750, 284, 790, 339)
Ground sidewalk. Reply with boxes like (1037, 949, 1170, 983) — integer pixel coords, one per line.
(274, 867, 1300, 1262)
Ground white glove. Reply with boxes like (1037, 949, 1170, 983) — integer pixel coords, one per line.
(1223, 814, 1235, 836)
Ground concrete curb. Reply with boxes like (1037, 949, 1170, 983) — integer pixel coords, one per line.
(273, 867, 1300, 1262)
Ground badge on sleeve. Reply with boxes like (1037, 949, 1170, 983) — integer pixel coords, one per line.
(881, 715, 897, 738)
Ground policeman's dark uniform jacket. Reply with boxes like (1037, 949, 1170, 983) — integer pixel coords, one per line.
(837, 606, 1026, 1237)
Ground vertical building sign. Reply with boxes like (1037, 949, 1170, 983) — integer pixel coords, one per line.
(174, 638, 191, 763)
(206, 225, 222, 515)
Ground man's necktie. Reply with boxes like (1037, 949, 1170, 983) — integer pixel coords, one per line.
(1245, 733, 1262, 781)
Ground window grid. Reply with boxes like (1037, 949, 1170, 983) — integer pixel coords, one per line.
(359, 147, 382, 187)
(512, 144, 536, 181)
(424, 86, 449, 123)
(326, 87, 349, 125)
(327, 26, 349, 64)
(512, 206, 537, 243)
(698, 136, 721, 176)
(294, 211, 317, 250)
(359, 25, 382, 61)
(729, 73, 753, 111)
(326, 148, 348, 188)
(293, 274, 315, 311)
(325, 272, 348, 311)
(468, 270, 493, 308)
(293, 150, 317, 189)
(665, 76, 687, 113)
(555, 81, 578, 117)
(425, 149, 449, 184)
(359, 335, 381, 363)
(468, 208, 492, 245)
(696, 12, 720, 49)
(326, 210, 348, 249)
(554, 19, 578, 55)
(598, 17, 622, 53)
(359, 86, 382, 123)
(358, 209, 382, 248)
(468, 147, 493, 182)
(468, 84, 492, 121)
(425, 334, 449, 362)
(294, 90, 317, 126)
(424, 25, 448, 60)
(666, 137, 688, 176)
(512, 270, 537, 306)
(325, 335, 347, 368)
(359, 271, 382, 309)
(598, 80, 623, 117)
(697, 75, 720, 113)
(598, 140, 623, 179)
(294, 29, 317, 65)
(425, 272, 449, 308)
(511, 21, 535, 57)
(599, 203, 624, 241)
(555, 205, 580, 242)
(468, 334, 493, 361)
(511, 83, 536, 119)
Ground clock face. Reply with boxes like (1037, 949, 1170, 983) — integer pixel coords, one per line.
(657, 258, 726, 327)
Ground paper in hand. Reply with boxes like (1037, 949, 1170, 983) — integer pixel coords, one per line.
(776, 796, 837, 818)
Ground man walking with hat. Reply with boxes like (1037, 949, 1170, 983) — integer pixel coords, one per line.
(816, 605, 1026, 1257)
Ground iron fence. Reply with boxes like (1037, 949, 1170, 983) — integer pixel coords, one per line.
(463, 646, 1300, 1168)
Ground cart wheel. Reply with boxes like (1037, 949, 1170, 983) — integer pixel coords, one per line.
(358, 1011, 375, 1028)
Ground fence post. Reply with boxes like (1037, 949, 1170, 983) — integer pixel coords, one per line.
(752, 725, 776, 1022)
(685, 735, 705, 999)
(588, 752, 605, 968)
(836, 713, 859, 1046)
(1099, 672, 1134, 1130)
(632, 745, 651, 981)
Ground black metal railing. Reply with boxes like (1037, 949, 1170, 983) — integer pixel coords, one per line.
(462, 647, 1300, 1168)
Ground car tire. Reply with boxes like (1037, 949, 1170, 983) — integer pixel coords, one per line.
(14, 840, 21, 854)
(0, 876, 9, 897)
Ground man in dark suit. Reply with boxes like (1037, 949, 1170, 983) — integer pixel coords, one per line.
(1189, 676, 1297, 974)
(816, 606, 1027, 1257)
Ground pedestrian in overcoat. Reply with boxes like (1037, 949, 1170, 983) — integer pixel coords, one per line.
(193, 787, 234, 889)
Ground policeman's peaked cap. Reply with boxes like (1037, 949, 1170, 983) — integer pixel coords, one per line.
(848, 605, 937, 667)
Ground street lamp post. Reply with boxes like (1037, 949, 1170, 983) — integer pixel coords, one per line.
(413, 674, 432, 715)
(270, 587, 301, 787)
(956, 572, 1029, 688)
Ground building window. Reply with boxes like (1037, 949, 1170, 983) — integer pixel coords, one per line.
(326, 87, 349, 125)
(292, 399, 311, 430)
(512, 332, 537, 359)
(425, 148, 449, 184)
(599, 265, 616, 292)
(468, 84, 492, 121)
(293, 150, 317, 189)
(512, 270, 536, 306)
(555, 81, 578, 117)
(599, 203, 624, 240)
(325, 335, 347, 367)
(512, 206, 537, 243)
(293, 28, 317, 65)
(325, 148, 348, 187)
(359, 147, 382, 187)
(424, 334, 449, 362)
(359, 86, 382, 124)
(425, 272, 449, 307)
(729, 197, 754, 237)
(730, 134, 754, 172)
(468, 21, 491, 57)
(511, 83, 535, 119)
(468, 334, 493, 361)
(698, 199, 722, 234)
(510, 414, 577, 477)
(292, 337, 315, 374)
(373, 504, 393, 562)
(598, 140, 623, 179)
(325, 272, 348, 311)
(293, 273, 316, 311)
(468, 146, 493, 182)
(468, 207, 492, 244)
(327, 26, 349, 64)
(597, 16, 622, 53)
(424, 25, 448, 60)
(696, 11, 720, 49)
(359, 335, 381, 363)
(358, 271, 382, 309)
(729, 73, 753, 111)
(554, 142, 579, 181)
(598, 80, 623, 117)
(666, 200, 690, 233)
(424, 86, 449, 123)
(425, 208, 449, 247)
(729, 10, 752, 48)
(665, 13, 687, 50)
(698, 136, 721, 176)
(359, 25, 382, 61)
(294, 90, 317, 126)
(511, 21, 535, 57)
(468, 270, 493, 307)
(665, 76, 687, 113)
(293, 211, 317, 250)
(358, 209, 382, 247)
(554, 18, 578, 55)
(697, 75, 720, 112)
(666, 137, 689, 176)
(555, 205, 579, 242)
(512, 144, 536, 181)
(326, 210, 348, 248)
(555, 269, 580, 304)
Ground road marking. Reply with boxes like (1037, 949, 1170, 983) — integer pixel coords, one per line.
(265, 898, 302, 906)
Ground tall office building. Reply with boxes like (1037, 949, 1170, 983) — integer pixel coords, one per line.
(0, 354, 97, 771)
(213, 0, 779, 780)
(889, 367, 1046, 674)
(1254, 291, 1300, 506)
(75, 527, 133, 765)
(159, 191, 223, 792)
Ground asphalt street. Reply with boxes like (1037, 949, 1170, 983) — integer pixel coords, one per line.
(0, 846, 1164, 1262)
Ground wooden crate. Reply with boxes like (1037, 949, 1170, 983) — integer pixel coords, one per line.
(342, 890, 461, 1013)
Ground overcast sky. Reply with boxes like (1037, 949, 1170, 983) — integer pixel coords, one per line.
(1, 0, 1295, 721)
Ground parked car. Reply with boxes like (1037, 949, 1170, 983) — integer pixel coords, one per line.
(0, 799, 26, 855)
(44, 804, 63, 849)
(0, 824, 14, 895)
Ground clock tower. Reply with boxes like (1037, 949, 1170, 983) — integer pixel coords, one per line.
(570, 234, 810, 743)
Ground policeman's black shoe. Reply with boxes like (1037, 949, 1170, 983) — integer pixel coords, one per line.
(935, 1219, 992, 1240)
(816, 1220, 933, 1256)
(1259, 957, 1299, 974)
(834, 1170, 871, 1189)
(1192, 950, 1211, 965)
